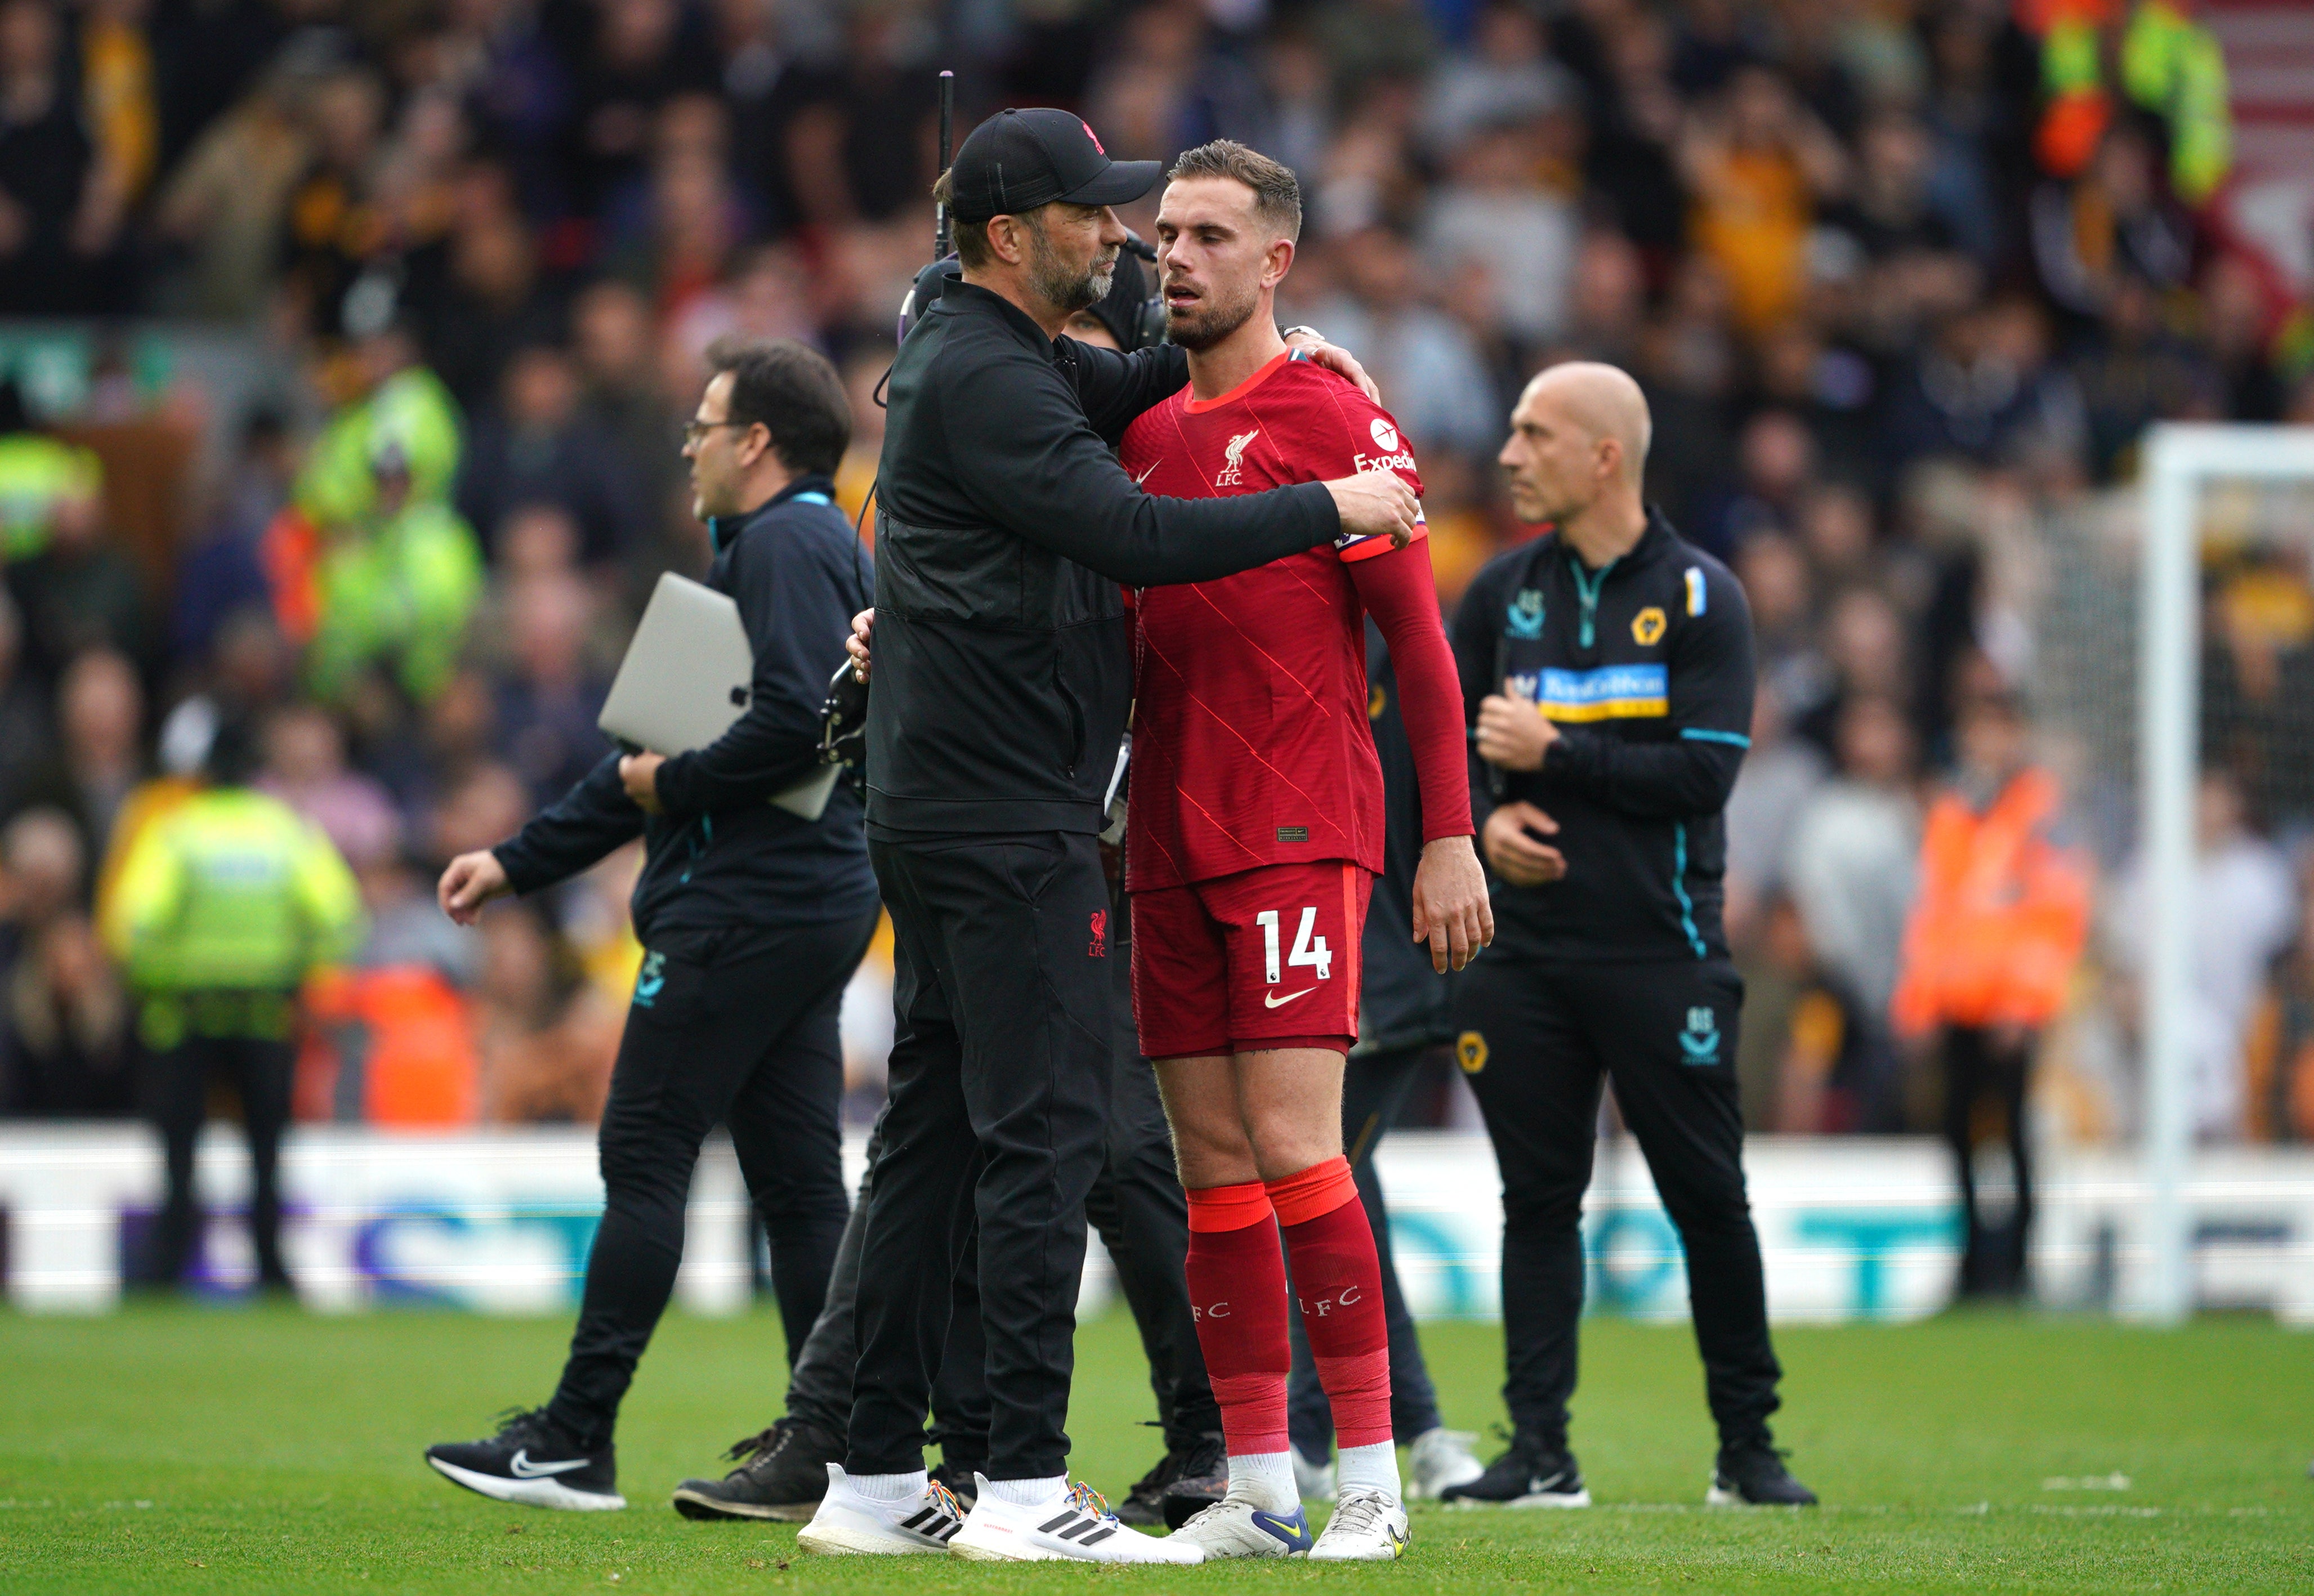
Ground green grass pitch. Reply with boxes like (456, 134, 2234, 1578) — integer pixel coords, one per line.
(1, 1303, 2308, 1593)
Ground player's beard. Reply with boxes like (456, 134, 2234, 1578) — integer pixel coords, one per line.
(1164, 276, 1260, 352)
(1025, 214, 1115, 315)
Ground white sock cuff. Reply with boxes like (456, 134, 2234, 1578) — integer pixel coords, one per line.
(1226, 1450, 1299, 1514)
(1334, 1439, 1401, 1500)
(981, 1474, 1068, 1507)
(848, 1469, 927, 1501)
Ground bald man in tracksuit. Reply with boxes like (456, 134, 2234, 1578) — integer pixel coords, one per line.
(1441, 364, 1815, 1510)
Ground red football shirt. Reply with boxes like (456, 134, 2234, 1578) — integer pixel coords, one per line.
(1119, 350, 1437, 892)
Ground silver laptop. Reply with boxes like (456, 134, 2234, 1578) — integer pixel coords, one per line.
(597, 571, 840, 821)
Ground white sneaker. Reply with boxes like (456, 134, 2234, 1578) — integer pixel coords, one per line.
(1307, 1486, 1410, 1562)
(1292, 1447, 1337, 1502)
(796, 1465, 965, 1555)
(1170, 1482, 1316, 1559)
(1406, 1428, 1486, 1500)
(948, 1476, 1201, 1564)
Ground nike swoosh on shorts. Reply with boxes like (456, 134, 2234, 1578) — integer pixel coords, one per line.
(1263, 987, 1316, 1009)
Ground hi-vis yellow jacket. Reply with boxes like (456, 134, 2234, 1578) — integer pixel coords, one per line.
(102, 788, 365, 1040)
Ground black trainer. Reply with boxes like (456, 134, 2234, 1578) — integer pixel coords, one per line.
(426, 1408, 623, 1511)
(670, 1415, 845, 1522)
(1708, 1441, 1819, 1506)
(928, 1460, 981, 1512)
(1154, 1433, 1230, 1530)
(1440, 1433, 1590, 1508)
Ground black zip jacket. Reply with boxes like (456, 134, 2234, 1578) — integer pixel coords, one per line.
(1451, 509, 1754, 963)
(867, 275, 1343, 838)
(492, 476, 879, 942)
(1356, 619, 1459, 1054)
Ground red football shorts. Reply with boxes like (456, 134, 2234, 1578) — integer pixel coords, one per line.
(1131, 860, 1373, 1060)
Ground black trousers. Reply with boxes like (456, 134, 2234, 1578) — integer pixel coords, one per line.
(1453, 955, 1783, 1450)
(847, 831, 1114, 1481)
(781, 897, 1219, 1463)
(546, 913, 877, 1449)
(1286, 1043, 1446, 1457)
(148, 1032, 295, 1286)
(1942, 1025, 2034, 1298)
(781, 1117, 989, 1458)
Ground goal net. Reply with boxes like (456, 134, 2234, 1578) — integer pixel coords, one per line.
(2024, 424, 2314, 1321)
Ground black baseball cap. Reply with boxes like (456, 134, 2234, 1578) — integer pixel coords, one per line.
(948, 108, 1162, 222)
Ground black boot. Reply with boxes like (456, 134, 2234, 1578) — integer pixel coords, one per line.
(1708, 1439, 1818, 1506)
(669, 1416, 845, 1522)
(1438, 1430, 1589, 1508)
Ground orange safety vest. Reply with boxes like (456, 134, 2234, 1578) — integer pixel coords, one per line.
(259, 503, 322, 646)
(298, 964, 480, 1126)
(1891, 766, 2092, 1035)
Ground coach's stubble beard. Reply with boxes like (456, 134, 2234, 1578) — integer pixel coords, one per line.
(1025, 218, 1116, 316)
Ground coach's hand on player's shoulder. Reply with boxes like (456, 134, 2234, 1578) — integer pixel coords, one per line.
(1411, 835, 1494, 973)
(847, 607, 874, 682)
(438, 850, 512, 927)
(1281, 330, 1382, 404)
(1476, 693, 1559, 772)
(1482, 802, 1567, 889)
(1324, 470, 1421, 547)
(620, 752, 666, 815)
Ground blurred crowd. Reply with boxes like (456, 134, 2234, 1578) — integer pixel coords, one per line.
(0, 0, 2311, 1147)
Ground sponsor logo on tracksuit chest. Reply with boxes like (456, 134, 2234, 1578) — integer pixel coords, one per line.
(1503, 663, 1670, 723)
(1500, 561, 1706, 722)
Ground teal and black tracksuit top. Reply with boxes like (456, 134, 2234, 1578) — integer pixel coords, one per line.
(1450, 508, 1754, 964)
(492, 475, 879, 943)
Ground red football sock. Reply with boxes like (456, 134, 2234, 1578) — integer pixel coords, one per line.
(1183, 1182, 1292, 1456)
(1271, 1156, 1392, 1450)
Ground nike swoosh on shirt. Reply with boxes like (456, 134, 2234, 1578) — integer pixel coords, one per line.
(1263, 987, 1317, 1009)
(508, 1450, 591, 1478)
(1133, 461, 1160, 486)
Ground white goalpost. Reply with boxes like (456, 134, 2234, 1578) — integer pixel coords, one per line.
(2136, 423, 2314, 1324)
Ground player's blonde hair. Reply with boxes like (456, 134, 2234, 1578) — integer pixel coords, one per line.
(1167, 140, 1302, 242)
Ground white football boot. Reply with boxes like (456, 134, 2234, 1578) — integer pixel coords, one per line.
(1169, 1480, 1316, 1559)
(1406, 1427, 1486, 1500)
(1307, 1486, 1411, 1562)
(948, 1476, 1202, 1564)
(795, 1465, 965, 1555)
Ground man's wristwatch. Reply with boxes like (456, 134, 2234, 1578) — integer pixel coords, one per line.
(1280, 325, 1326, 346)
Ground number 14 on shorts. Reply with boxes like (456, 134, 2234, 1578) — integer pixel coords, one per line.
(1256, 907, 1332, 983)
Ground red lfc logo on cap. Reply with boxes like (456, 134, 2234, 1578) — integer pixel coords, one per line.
(1081, 119, 1105, 155)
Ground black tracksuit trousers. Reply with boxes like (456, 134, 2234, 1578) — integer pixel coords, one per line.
(545, 914, 877, 1449)
(781, 893, 1218, 1462)
(148, 1031, 296, 1286)
(1285, 1043, 1446, 1458)
(782, 1069, 1220, 1463)
(1453, 955, 1783, 1451)
(846, 831, 1116, 1481)
(1942, 1025, 2035, 1298)
(780, 1119, 995, 1461)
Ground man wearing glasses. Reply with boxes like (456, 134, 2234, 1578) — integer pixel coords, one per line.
(422, 337, 879, 1512)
